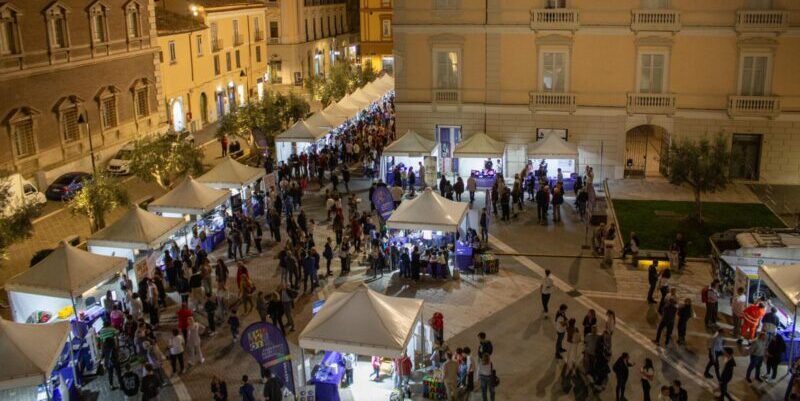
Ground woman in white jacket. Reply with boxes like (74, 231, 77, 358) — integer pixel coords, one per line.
(185, 317, 205, 366)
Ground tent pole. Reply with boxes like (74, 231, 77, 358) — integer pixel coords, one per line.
(69, 296, 81, 389)
(790, 306, 798, 370)
(300, 348, 307, 387)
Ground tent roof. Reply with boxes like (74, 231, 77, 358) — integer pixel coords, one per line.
(759, 264, 800, 307)
(453, 132, 506, 158)
(276, 120, 327, 142)
(5, 242, 127, 298)
(323, 102, 359, 119)
(197, 156, 265, 189)
(299, 285, 423, 358)
(386, 188, 469, 232)
(528, 133, 579, 159)
(0, 318, 71, 390)
(305, 110, 345, 131)
(148, 177, 229, 215)
(345, 88, 374, 109)
(372, 75, 394, 93)
(88, 206, 187, 250)
(361, 81, 388, 99)
(383, 130, 436, 157)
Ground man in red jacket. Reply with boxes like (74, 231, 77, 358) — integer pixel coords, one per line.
(396, 352, 413, 398)
(176, 302, 193, 339)
(741, 302, 766, 342)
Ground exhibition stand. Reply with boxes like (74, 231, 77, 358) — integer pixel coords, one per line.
(197, 156, 266, 217)
(299, 285, 426, 401)
(758, 264, 800, 363)
(452, 133, 506, 188)
(527, 133, 579, 190)
(0, 318, 74, 401)
(275, 120, 327, 163)
(381, 130, 437, 186)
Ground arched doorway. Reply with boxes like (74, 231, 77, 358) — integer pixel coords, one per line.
(624, 125, 670, 178)
(199, 92, 208, 124)
(171, 99, 185, 132)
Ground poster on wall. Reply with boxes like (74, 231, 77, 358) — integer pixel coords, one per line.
(241, 322, 296, 396)
(423, 156, 438, 186)
(536, 128, 568, 141)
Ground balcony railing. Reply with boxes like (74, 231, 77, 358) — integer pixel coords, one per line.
(233, 34, 244, 46)
(433, 89, 460, 103)
(627, 93, 676, 115)
(530, 9, 580, 31)
(529, 92, 577, 113)
(254, 30, 264, 42)
(212, 38, 223, 52)
(735, 10, 790, 33)
(631, 9, 681, 32)
(728, 95, 781, 118)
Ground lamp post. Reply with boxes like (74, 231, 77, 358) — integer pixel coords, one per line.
(77, 113, 96, 173)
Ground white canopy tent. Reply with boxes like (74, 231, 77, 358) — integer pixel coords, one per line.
(322, 102, 359, 120)
(0, 318, 71, 390)
(305, 110, 346, 133)
(148, 177, 230, 217)
(5, 242, 128, 323)
(453, 132, 506, 180)
(299, 285, 424, 358)
(382, 131, 437, 184)
(759, 264, 800, 364)
(386, 188, 469, 232)
(344, 88, 374, 109)
(197, 156, 265, 190)
(275, 120, 328, 162)
(361, 81, 388, 99)
(527, 133, 579, 178)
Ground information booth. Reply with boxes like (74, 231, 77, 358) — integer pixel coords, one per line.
(275, 120, 327, 163)
(381, 130, 437, 187)
(526, 133, 579, 191)
(759, 264, 800, 363)
(197, 156, 266, 217)
(452, 133, 506, 188)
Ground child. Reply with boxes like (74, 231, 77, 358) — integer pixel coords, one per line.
(228, 308, 240, 343)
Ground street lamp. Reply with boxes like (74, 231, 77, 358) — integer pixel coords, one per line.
(76, 113, 96, 173)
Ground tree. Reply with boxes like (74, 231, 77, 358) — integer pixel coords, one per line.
(0, 172, 41, 263)
(664, 134, 731, 223)
(304, 61, 375, 107)
(67, 173, 129, 233)
(129, 133, 205, 189)
(215, 92, 310, 154)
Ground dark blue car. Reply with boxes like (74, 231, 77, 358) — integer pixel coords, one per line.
(45, 172, 92, 201)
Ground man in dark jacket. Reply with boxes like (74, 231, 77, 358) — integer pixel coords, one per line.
(535, 187, 549, 225)
(613, 353, 634, 401)
(647, 262, 659, 304)
(262, 369, 284, 401)
(669, 380, 688, 401)
(719, 348, 736, 401)
(654, 298, 678, 347)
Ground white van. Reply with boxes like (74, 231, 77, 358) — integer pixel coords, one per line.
(107, 144, 135, 175)
(2, 173, 46, 216)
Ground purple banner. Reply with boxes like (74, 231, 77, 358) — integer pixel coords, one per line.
(372, 185, 395, 221)
(240, 322, 295, 396)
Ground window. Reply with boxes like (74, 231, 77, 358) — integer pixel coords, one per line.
(255, 46, 261, 62)
(210, 22, 218, 49)
(214, 55, 221, 75)
(11, 115, 35, 158)
(196, 35, 203, 56)
(746, 0, 772, 9)
(638, 53, 666, 94)
(235, 49, 241, 68)
(0, 5, 21, 55)
(730, 134, 762, 180)
(327, 16, 331, 37)
(382, 0, 392, 6)
(740, 55, 770, 96)
(546, 0, 567, 8)
(125, 2, 141, 39)
(232, 19, 240, 44)
(45, 5, 69, 49)
(641, 0, 670, 9)
(60, 107, 80, 143)
(134, 87, 148, 118)
(89, 4, 108, 43)
(313, 19, 318, 40)
(305, 20, 309, 42)
(333, 16, 338, 35)
(541, 51, 567, 92)
(340, 15, 344, 33)
(254, 17, 261, 38)
(226, 52, 232, 71)
(101, 96, 118, 128)
(381, 18, 391, 39)
(434, 49, 459, 89)
(270, 21, 279, 38)
(168, 41, 177, 63)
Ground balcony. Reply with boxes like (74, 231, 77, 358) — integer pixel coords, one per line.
(212, 38, 223, 52)
(728, 95, 780, 118)
(627, 93, 676, 115)
(433, 89, 460, 104)
(530, 9, 580, 31)
(631, 9, 681, 32)
(529, 92, 576, 113)
(254, 30, 264, 42)
(735, 10, 790, 33)
(233, 34, 244, 46)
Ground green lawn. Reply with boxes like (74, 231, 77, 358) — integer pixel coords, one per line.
(612, 200, 785, 257)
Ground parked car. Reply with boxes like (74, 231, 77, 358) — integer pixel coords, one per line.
(1, 173, 46, 216)
(45, 172, 92, 201)
(107, 144, 134, 175)
(168, 129, 194, 144)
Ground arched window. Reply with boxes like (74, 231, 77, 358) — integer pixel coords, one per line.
(124, 1, 141, 39)
(54, 96, 83, 143)
(131, 79, 150, 119)
(44, 2, 70, 50)
(7, 107, 39, 159)
(88, 1, 109, 44)
(0, 3, 22, 55)
(96, 86, 120, 129)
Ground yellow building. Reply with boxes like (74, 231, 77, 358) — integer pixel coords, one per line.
(157, 1, 269, 132)
(360, 0, 393, 73)
(394, 0, 800, 183)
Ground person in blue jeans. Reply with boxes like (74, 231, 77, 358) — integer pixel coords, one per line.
(478, 353, 495, 401)
(239, 375, 255, 401)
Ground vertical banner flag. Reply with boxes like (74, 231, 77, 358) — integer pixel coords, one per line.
(240, 322, 296, 395)
(371, 185, 395, 221)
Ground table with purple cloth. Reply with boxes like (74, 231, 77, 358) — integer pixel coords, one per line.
(201, 229, 226, 253)
(473, 176, 496, 188)
(454, 241, 473, 270)
(312, 351, 345, 401)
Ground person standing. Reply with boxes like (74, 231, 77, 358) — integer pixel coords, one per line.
(555, 304, 568, 359)
(640, 358, 655, 401)
(479, 208, 489, 243)
(442, 352, 459, 401)
(535, 186, 548, 225)
(669, 380, 687, 401)
(552, 186, 563, 223)
(120, 364, 140, 401)
(343, 353, 355, 386)
(140, 364, 161, 401)
(168, 328, 185, 376)
(186, 317, 205, 366)
(731, 287, 747, 341)
(323, 238, 334, 276)
(746, 332, 767, 383)
(478, 332, 494, 359)
(256, 292, 268, 322)
(657, 269, 671, 313)
(704, 328, 724, 379)
(467, 175, 477, 204)
(654, 298, 677, 347)
(646, 262, 658, 304)
(454, 177, 465, 202)
(564, 319, 581, 373)
(676, 298, 694, 345)
(239, 375, 256, 401)
(262, 369, 283, 401)
(718, 348, 736, 401)
(396, 352, 413, 398)
(613, 352, 634, 401)
(704, 279, 720, 328)
(220, 134, 229, 157)
(541, 269, 554, 317)
(478, 353, 495, 401)
(211, 376, 228, 401)
(765, 334, 787, 382)
(204, 296, 218, 335)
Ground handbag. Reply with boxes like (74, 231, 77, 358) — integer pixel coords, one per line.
(492, 364, 500, 387)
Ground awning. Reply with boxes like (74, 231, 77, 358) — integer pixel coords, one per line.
(197, 156, 264, 189)
(386, 188, 468, 232)
(5, 242, 128, 299)
(527, 133, 579, 159)
(299, 285, 423, 358)
(275, 120, 328, 143)
(88, 206, 187, 250)
(453, 132, 506, 159)
(148, 177, 229, 216)
(759, 264, 800, 307)
(322, 102, 359, 119)
(0, 318, 71, 390)
(383, 130, 436, 157)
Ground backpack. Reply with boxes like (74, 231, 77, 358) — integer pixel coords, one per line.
(701, 287, 709, 304)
